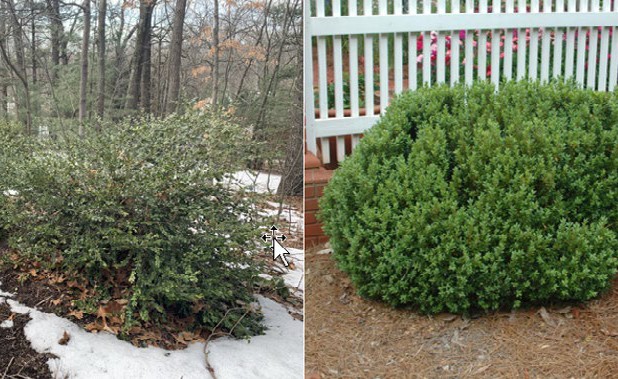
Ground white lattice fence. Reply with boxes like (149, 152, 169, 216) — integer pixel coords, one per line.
(304, 0, 618, 165)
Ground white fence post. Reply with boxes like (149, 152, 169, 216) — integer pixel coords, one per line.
(304, 0, 317, 155)
(305, 0, 618, 165)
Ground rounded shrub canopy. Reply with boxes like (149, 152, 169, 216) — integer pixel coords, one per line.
(319, 81, 618, 314)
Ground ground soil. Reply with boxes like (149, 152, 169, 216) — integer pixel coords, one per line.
(305, 244, 618, 378)
(0, 300, 55, 379)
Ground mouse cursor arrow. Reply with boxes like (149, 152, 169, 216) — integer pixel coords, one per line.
(273, 238, 291, 267)
(265, 225, 291, 267)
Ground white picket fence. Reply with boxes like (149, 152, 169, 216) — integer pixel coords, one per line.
(304, 0, 618, 165)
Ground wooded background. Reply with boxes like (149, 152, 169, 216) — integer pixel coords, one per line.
(0, 0, 302, 195)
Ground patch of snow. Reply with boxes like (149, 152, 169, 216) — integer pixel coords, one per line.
(5, 299, 31, 314)
(3, 295, 302, 379)
(0, 319, 13, 328)
(264, 201, 303, 228)
(207, 296, 302, 379)
(0, 281, 14, 298)
(2, 189, 18, 197)
(281, 248, 304, 295)
(260, 205, 304, 234)
(225, 171, 281, 194)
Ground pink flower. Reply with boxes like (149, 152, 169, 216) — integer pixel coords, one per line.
(417, 54, 424, 63)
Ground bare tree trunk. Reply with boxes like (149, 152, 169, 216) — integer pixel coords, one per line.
(165, 0, 187, 115)
(3, 0, 32, 132)
(277, 13, 303, 196)
(235, 0, 272, 99)
(126, 0, 155, 111)
(212, 0, 220, 106)
(140, 4, 153, 114)
(96, 0, 106, 122)
(47, 0, 62, 74)
(30, 0, 36, 84)
(79, 0, 91, 133)
(61, 12, 78, 66)
(0, 2, 7, 119)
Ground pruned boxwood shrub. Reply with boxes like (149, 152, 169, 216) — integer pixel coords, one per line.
(319, 81, 618, 314)
(0, 112, 265, 337)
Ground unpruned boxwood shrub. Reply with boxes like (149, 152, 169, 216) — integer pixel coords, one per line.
(319, 81, 618, 314)
(0, 112, 265, 337)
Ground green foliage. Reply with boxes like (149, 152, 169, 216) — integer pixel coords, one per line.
(0, 122, 34, 241)
(319, 80, 618, 314)
(0, 111, 266, 337)
(323, 73, 375, 110)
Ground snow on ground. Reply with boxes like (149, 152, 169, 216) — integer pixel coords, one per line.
(225, 171, 281, 194)
(0, 294, 302, 379)
(206, 297, 302, 378)
(281, 248, 304, 297)
(0, 171, 304, 378)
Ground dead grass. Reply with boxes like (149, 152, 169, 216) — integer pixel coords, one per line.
(305, 244, 618, 378)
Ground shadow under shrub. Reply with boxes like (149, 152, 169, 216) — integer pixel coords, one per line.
(0, 112, 265, 337)
(319, 80, 618, 314)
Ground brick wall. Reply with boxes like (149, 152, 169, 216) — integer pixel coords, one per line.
(305, 152, 333, 247)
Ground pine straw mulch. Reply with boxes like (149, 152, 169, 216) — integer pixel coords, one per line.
(305, 244, 618, 378)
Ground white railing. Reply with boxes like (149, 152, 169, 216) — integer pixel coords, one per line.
(304, 0, 618, 165)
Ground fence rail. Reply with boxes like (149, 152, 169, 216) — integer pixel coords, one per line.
(304, 0, 618, 165)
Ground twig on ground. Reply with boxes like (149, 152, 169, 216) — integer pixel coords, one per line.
(2, 356, 14, 379)
(203, 306, 253, 379)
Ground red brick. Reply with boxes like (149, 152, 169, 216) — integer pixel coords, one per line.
(315, 184, 326, 197)
(304, 185, 315, 198)
(305, 198, 319, 211)
(305, 152, 322, 170)
(306, 168, 333, 184)
(305, 211, 317, 225)
(306, 223, 324, 237)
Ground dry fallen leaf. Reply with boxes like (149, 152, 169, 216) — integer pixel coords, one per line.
(103, 300, 125, 314)
(85, 322, 102, 332)
(67, 310, 84, 320)
(58, 330, 71, 345)
(51, 298, 63, 306)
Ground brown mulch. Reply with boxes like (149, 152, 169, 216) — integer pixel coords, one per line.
(0, 300, 55, 379)
(305, 244, 618, 378)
